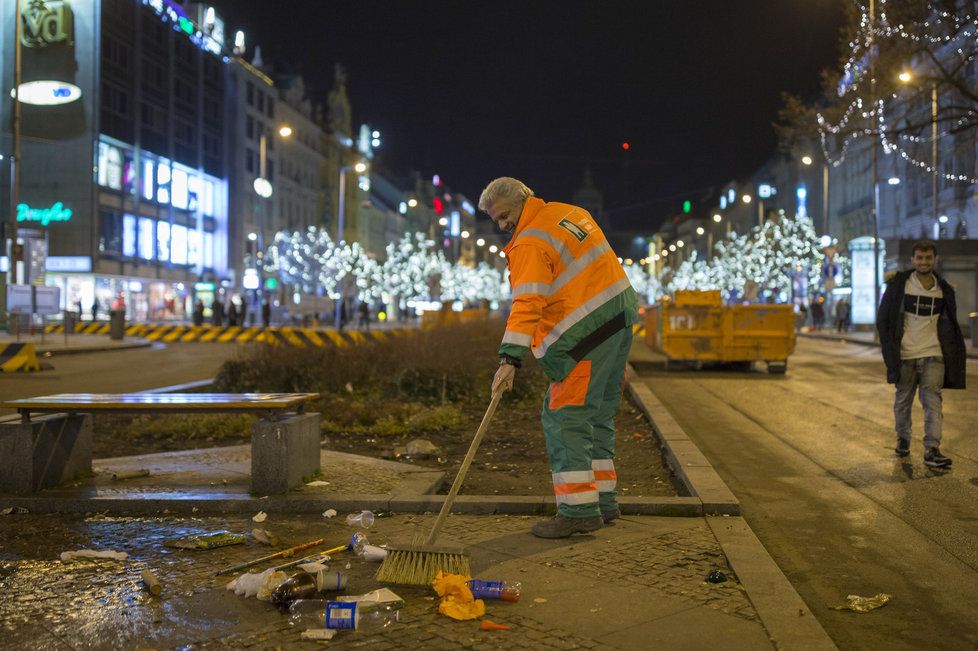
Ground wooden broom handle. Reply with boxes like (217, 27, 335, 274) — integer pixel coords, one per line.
(424, 390, 503, 546)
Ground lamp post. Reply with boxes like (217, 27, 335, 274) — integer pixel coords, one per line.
(334, 160, 367, 329)
(898, 71, 939, 236)
(8, 0, 23, 287)
(252, 125, 290, 315)
(801, 154, 831, 236)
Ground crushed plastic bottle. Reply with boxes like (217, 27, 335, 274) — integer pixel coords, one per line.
(467, 579, 522, 602)
(326, 600, 400, 630)
(289, 599, 402, 630)
(345, 510, 375, 528)
(271, 569, 348, 606)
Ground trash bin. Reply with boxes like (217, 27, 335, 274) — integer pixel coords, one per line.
(970, 312, 977, 349)
(109, 309, 125, 340)
(63, 309, 76, 334)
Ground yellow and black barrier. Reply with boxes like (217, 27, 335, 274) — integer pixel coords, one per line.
(0, 342, 42, 373)
(39, 321, 408, 348)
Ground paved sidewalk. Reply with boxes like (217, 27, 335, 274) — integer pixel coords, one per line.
(0, 342, 837, 649)
(799, 329, 978, 358)
(0, 332, 152, 355)
(0, 510, 775, 650)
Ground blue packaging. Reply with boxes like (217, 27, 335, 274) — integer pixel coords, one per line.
(468, 580, 504, 599)
(325, 601, 358, 629)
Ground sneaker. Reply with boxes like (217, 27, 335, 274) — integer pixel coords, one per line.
(895, 439, 910, 458)
(601, 507, 621, 525)
(531, 515, 603, 539)
(924, 448, 952, 468)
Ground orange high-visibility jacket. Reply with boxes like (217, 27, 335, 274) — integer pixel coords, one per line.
(500, 197, 637, 381)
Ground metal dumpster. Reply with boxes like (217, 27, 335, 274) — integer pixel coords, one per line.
(644, 290, 796, 373)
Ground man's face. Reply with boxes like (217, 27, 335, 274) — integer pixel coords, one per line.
(487, 199, 520, 233)
(911, 249, 937, 275)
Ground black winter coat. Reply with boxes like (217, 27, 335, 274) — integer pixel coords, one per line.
(876, 269, 966, 389)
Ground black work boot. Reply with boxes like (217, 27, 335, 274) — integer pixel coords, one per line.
(531, 515, 603, 539)
(601, 507, 621, 525)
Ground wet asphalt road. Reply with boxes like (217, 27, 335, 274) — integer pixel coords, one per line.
(0, 342, 240, 408)
(635, 337, 978, 650)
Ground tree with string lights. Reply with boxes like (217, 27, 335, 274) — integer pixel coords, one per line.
(778, 1, 978, 187)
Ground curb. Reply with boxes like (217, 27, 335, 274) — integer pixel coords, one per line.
(35, 340, 154, 356)
(799, 331, 978, 359)
(625, 363, 740, 515)
(707, 516, 838, 650)
(0, 493, 702, 517)
(626, 354, 838, 650)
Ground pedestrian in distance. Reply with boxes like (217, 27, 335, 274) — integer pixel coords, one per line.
(91, 297, 100, 321)
(835, 298, 850, 333)
(482, 177, 638, 539)
(876, 240, 965, 468)
(357, 300, 370, 331)
(240, 297, 249, 327)
(192, 299, 205, 326)
(211, 299, 224, 326)
(261, 298, 271, 328)
(227, 299, 238, 327)
(811, 297, 826, 332)
(339, 298, 348, 332)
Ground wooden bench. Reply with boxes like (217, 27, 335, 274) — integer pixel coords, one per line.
(0, 393, 320, 495)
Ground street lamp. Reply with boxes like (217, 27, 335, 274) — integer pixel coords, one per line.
(899, 70, 939, 236)
(256, 124, 292, 270)
(801, 154, 831, 236)
(334, 158, 368, 329)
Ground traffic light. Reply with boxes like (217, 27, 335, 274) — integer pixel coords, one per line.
(682, 200, 691, 214)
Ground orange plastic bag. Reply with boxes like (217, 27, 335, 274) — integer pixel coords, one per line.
(432, 571, 486, 621)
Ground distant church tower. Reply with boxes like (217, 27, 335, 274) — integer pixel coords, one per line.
(573, 166, 605, 230)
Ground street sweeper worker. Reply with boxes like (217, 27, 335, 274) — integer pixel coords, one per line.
(480, 177, 638, 539)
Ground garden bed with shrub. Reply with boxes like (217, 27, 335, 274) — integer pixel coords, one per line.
(94, 320, 679, 497)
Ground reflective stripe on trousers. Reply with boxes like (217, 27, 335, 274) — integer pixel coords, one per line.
(542, 326, 632, 517)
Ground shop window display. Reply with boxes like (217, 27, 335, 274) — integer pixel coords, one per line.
(98, 142, 123, 190)
(171, 224, 188, 265)
(157, 221, 170, 262)
(172, 168, 189, 209)
(203, 231, 214, 268)
(188, 229, 201, 266)
(156, 161, 171, 204)
(142, 160, 154, 200)
(138, 217, 154, 260)
(123, 214, 137, 257)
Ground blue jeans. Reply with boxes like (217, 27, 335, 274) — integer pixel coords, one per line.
(894, 356, 944, 450)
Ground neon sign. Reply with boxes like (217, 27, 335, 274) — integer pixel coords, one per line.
(16, 202, 73, 225)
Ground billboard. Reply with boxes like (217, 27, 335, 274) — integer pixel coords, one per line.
(849, 236, 884, 325)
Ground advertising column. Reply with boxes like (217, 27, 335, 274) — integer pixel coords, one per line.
(849, 236, 885, 326)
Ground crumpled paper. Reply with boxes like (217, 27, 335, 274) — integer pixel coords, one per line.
(833, 593, 892, 613)
(61, 549, 128, 562)
(432, 571, 486, 621)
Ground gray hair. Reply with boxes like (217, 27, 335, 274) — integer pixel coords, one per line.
(478, 177, 534, 213)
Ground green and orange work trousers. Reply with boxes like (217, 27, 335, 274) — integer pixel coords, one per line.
(542, 325, 632, 519)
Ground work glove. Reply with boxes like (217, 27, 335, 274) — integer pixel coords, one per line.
(492, 362, 516, 396)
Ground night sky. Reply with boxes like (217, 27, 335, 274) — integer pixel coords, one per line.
(209, 1, 846, 232)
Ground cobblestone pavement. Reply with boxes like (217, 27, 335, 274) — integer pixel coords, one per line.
(71, 447, 438, 500)
(0, 512, 764, 650)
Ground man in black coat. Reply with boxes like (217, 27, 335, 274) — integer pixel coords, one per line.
(876, 240, 966, 468)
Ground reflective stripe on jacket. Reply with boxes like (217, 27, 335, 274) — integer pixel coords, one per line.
(500, 196, 638, 381)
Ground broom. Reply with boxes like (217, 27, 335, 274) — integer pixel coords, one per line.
(376, 389, 503, 586)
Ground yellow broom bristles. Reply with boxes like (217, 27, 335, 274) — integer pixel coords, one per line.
(375, 547, 471, 586)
